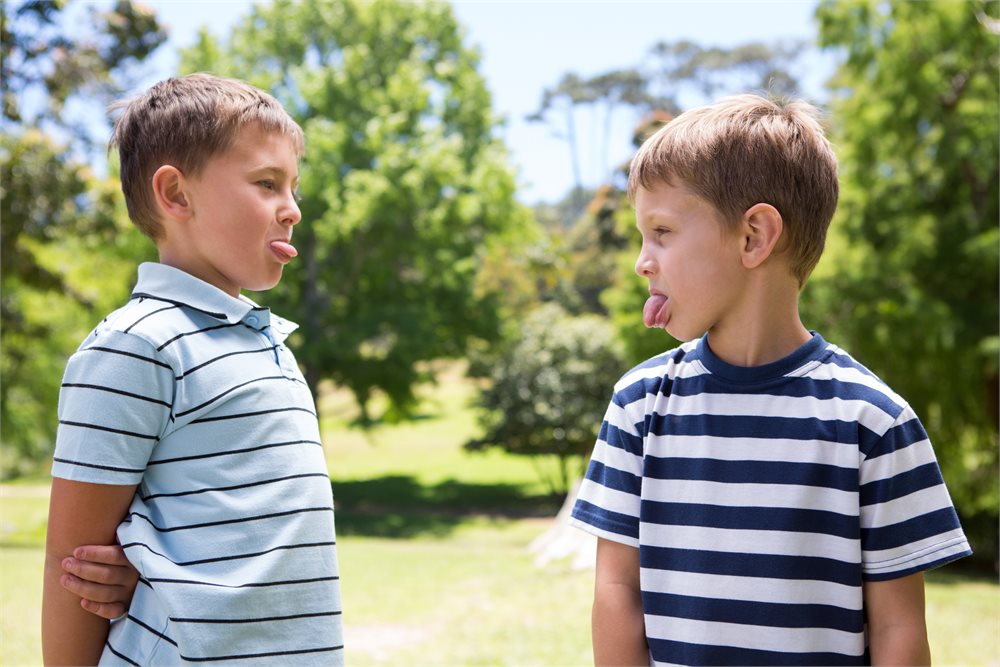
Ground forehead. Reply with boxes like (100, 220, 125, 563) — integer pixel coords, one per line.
(223, 124, 301, 172)
(635, 182, 716, 221)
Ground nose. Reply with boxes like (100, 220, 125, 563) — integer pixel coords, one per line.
(281, 191, 302, 226)
(635, 245, 656, 277)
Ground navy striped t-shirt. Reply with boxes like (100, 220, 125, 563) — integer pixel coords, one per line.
(571, 332, 970, 666)
(53, 263, 343, 665)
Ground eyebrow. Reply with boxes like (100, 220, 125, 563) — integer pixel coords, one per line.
(250, 166, 299, 183)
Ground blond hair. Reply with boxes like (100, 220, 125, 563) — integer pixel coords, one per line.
(627, 94, 839, 286)
(109, 73, 305, 239)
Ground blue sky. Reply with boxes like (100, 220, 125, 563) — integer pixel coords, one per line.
(131, 0, 834, 203)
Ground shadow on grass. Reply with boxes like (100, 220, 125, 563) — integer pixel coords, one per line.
(331, 475, 563, 539)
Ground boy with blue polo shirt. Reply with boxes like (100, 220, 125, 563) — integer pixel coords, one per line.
(571, 95, 971, 666)
(42, 73, 343, 665)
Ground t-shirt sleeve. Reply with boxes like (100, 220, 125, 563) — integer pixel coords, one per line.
(859, 404, 972, 581)
(52, 330, 174, 485)
(570, 389, 645, 548)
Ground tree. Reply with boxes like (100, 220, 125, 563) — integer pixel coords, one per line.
(0, 0, 165, 472)
(811, 0, 999, 562)
(179, 0, 533, 423)
(467, 303, 625, 496)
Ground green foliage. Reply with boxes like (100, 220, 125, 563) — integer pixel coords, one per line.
(0, 1, 164, 473)
(180, 0, 533, 422)
(810, 0, 999, 547)
(468, 303, 625, 494)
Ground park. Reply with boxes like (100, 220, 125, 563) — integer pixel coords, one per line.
(2, 0, 998, 664)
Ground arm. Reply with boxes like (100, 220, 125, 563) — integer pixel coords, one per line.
(592, 537, 648, 667)
(42, 478, 137, 666)
(863, 572, 931, 666)
(61, 544, 139, 620)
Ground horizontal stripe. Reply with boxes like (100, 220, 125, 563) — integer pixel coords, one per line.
(860, 462, 943, 506)
(646, 638, 865, 666)
(170, 610, 342, 624)
(190, 406, 316, 424)
(178, 345, 277, 378)
(127, 506, 333, 532)
(157, 322, 242, 351)
(131, 292, 227, 319)
(61, 383, 172, 409)
(175, 375, 295, 417)
(81, 346, 172, 369)
(642, 478, 857, 514)
(639, 568, 861, 610)
(644, 456, 857, 491)
(147, 439, 321, 466)
(181, 644, 344, 663)
(572, 499, 638, 539)
(141, 472, 330, 500)
(642, 591, 862, 632)
(862, 506, 963, 550)
(142, 575, 340, 588)
(583, 459, 642, 496)
(641, 501, 858, 539)
(644, 615, 864, 658)
(52, 457, 145, 474)
(122, 540, 336, 567)
(647, 413, 863, 444)
(124, 304, 178, 333)
(640, 547, 862, 587)
(640, 524, 860, 563)
(57, 420, 159, 440)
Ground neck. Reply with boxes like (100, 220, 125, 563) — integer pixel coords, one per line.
(705, 272, 811, 367)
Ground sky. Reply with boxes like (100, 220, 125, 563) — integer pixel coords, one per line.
(124, 0, 835, 204)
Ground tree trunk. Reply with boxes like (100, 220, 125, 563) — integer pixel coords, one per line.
(528, 478, 596, 570)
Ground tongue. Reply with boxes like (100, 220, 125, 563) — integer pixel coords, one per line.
(642, 294, 668, 328)
(270, 240, 298, 259)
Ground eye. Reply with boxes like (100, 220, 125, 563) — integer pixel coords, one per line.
(258, 180, 276, 190)
(654, 226, 671, 237)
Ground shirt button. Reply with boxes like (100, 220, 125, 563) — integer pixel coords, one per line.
(246, 316, 259, 326)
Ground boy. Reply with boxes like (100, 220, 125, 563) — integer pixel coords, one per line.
(570, 95, 971, 666)
(42, 73, 344, 665)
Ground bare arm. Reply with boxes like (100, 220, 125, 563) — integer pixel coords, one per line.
(42, 478, 137, 666)
(864, 572, 931, 666)
(61, 544, 139, 620)
(592, 537, 648, 667)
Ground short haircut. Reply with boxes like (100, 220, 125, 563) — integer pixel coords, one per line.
(627, 94, 839, 286)
(109, 73, 305, 240)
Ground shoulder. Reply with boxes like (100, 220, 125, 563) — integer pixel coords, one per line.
(610, 338, 700, 407)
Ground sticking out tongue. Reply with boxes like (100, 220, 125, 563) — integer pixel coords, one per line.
(270, 240, 298, 262)
(642, 294, 668, 328)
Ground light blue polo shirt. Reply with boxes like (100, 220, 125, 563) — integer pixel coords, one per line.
(53, 262, 343, 665)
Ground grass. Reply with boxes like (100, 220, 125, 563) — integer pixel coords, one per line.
(2, 363, 998, 665)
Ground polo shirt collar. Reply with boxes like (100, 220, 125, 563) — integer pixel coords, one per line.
(132, 262, 299, 343)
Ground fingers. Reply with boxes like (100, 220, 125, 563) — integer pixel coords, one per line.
(62, 556, 136, 586)
(59, 573, 125, 605)
(79, 597, 127, 621)
(72, 544, 132, 567)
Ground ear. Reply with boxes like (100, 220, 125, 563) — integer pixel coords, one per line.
(739, 203, 783, 270)
(151, 165, 192, 223)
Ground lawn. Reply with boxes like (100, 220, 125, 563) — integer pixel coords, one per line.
(2, 364, 998, 665)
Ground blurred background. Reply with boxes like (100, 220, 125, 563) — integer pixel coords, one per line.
(2, 0, 998, 664)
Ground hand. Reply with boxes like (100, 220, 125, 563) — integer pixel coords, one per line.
(59, 544, 139, 620)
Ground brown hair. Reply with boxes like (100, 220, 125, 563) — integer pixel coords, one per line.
(627, 94, 839, 286)
(109, 73, 305, 239)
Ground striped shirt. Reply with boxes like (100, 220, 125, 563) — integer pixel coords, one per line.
(53, 262, 343, 666)
(571, 332, 970, 666)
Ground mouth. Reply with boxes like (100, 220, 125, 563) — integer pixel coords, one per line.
(642, 290, 669, 329)
(269, 239, 298, 264)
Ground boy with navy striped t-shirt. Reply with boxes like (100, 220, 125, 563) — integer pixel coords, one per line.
(570, 95, 971, 666)
(42, 74, 343, 665)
